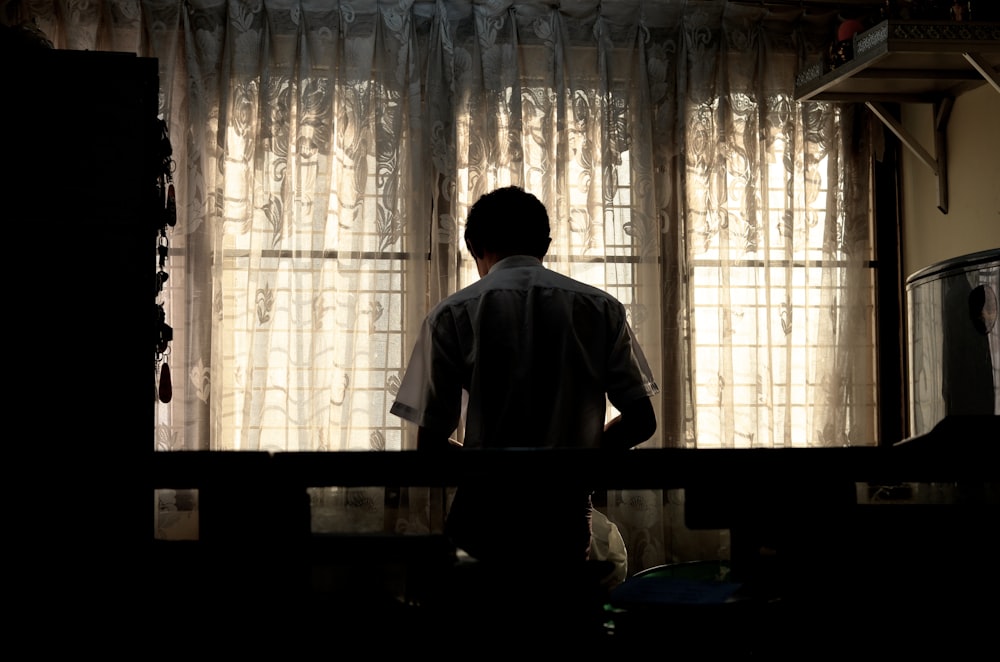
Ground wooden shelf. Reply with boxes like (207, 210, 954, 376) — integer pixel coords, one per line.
(794, 20, 1000, 214)
(795, 20, 1000, 103)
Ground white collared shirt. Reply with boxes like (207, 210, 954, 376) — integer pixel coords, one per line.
(391, 255, 659, 448)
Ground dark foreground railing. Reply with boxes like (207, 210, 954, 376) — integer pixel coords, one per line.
(152, 415, 999, 490)
(146, 416, 999, 651)
(150, 414, 998, 541)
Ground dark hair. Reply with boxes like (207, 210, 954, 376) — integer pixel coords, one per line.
(464, 186, 551, 259)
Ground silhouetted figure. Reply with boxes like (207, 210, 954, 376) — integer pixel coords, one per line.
(391, 186, 658, 643)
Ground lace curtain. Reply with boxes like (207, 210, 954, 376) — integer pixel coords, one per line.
(17, 0, 876, 571)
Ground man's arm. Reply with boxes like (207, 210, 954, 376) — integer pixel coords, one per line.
(602, 397, 656, 450)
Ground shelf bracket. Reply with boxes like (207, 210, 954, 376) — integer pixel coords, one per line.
(963, 52, 1000, 95)
(866, 99, 953, 214)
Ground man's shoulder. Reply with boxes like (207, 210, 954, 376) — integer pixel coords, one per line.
(542, 269, 615, 296)
(432, 278, 489, 309)
(535, 269, 628, 311)
(423, 280, 487, 326)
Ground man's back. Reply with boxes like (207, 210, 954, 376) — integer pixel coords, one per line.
(420, 255, 656, 450)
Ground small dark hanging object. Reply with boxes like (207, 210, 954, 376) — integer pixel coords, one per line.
(159, 361, 172, 403)
(164, 182, 176, 227)
(153, 118, 176, 387)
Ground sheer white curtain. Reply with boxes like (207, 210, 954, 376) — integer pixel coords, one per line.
(18, 0, 876, 572)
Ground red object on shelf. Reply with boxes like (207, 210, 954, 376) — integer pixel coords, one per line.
(837, 19, 865, 42)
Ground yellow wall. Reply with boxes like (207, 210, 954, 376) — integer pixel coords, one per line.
(900, 84, 1000, 279)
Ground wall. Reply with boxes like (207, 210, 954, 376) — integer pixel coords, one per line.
(900, 83, 1000, 278)
(897, 83, 1000, 436)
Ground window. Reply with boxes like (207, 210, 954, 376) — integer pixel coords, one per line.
(684, 98, 878, 448)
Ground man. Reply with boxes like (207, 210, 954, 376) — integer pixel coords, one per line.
(390, 186, 658, 567)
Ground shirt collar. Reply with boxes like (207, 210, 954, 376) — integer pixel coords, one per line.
(487, 255, 544, 274)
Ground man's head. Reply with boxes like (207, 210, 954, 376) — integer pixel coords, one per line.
(464, 187, 552, 270)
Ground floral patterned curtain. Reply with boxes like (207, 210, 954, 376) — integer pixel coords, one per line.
(16, 0, 875, 573)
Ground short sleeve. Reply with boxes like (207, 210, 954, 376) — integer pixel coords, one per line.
(605, 308, 659, 410)
(390, 314, 464, 438)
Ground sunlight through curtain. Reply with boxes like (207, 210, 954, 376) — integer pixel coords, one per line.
(18, 0, 876, 573)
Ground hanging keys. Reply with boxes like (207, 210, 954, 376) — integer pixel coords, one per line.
(153, 120, 176, 382)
